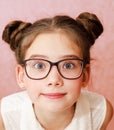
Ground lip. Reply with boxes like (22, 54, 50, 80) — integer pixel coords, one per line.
(41, 93, 66, 99)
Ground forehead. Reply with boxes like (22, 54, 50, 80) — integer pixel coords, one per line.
(25, 32, 83, 60)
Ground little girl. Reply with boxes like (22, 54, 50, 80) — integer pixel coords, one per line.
(0, 12, 113, 130)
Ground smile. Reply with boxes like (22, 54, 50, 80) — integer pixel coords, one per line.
(41, 93, 66, 99)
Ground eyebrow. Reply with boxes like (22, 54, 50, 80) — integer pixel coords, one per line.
(28, 54, 82, 60)
(29, 54, 48, 59)
(60, 55, 82, 59)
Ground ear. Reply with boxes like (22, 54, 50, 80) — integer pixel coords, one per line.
(82, 64, 90, 88)
(15, 64, 25, 89)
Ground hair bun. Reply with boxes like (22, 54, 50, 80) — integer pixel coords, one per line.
(2, 20, 31, 51)
(76, 12, 103, 45)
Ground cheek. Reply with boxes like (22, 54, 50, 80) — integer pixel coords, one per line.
(23, 78, 42, 101)
(65, 78, 83, 96)
(24, 74, 41, 90)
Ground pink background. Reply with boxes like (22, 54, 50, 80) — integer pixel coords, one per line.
(0, 0, 114, 129)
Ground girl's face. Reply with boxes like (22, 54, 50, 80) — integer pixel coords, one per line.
(16, 32, 89, 113)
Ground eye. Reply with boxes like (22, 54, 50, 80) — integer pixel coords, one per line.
(64, 63, 74, 69)
(34, 62, 45, 69)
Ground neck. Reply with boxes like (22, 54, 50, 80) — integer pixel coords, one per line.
(33, 104, 75, 130)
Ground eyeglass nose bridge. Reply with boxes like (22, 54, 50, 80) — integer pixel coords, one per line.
(48, 61, 61, 74)
(47, 60, 67, 79)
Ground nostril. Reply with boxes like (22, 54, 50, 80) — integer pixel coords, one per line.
(48, 82, 60, 86)
(47, 80, 63, 87)
(48, 83, 52, 86)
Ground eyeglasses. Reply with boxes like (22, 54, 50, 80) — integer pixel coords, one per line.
(22, 58, 84, 80)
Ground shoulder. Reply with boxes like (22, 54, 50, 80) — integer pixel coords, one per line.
(81, 90, 106, 107)
(80, 90, 107, 116)
(81, 90, 113, 129)
(1, 91, 28, 111)
(100, 99, 113, 130)
(0, 91, 28, 130)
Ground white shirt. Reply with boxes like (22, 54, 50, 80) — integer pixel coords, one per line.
(1, 90, 106, 130)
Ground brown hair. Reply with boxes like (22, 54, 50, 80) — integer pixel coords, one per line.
(2, 12, 103, 64)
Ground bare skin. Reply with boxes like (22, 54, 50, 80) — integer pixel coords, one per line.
(100, 99, 113, 130)
(0, 101, 5, 130)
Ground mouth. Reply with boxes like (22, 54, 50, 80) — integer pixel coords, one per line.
(41, 93, 66, 99)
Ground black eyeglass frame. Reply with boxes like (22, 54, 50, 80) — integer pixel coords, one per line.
(22, 58, 86, 80)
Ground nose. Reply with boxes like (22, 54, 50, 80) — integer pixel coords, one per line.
(46, 66, 63, 87)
